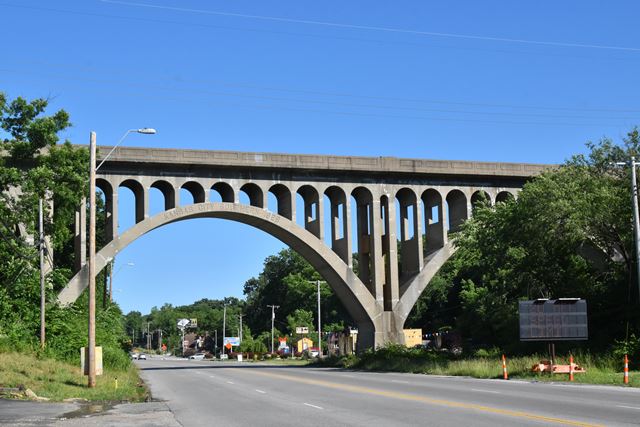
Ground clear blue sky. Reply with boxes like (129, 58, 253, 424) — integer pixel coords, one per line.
(2, 1, 639, 314)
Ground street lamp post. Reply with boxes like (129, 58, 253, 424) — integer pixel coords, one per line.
(87, 128, 155, 388)
(267, 305, 279, 353)
(307, 280, 324, 358)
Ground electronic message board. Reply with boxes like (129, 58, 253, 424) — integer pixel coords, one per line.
(519, 299, 588, 341)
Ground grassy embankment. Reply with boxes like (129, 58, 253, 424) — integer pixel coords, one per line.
(0, 351, 147, 401)
(319, 347, 640, 387)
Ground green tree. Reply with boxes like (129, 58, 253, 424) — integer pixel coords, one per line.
(408, 129, 640, 349)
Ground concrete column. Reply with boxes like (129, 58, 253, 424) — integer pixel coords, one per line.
(302, 187, 322, 239)
(423, 191, 444, 254)
(414, 199, 424, 271)
(356, 200, 371, 290)
(381, 196, 399, 311)
(344, 194, 353, 268)
(74, 198, 86, 273)
(370, 198, 384, 304)
(166, 186, 177, 210)
(330, 194, 349, 265)
(397, 191, 421, 279)
(136, 187, 147, 223)
(440, 197, 449, 245)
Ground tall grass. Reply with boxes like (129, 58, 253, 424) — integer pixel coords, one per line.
(345, 345, 640, 387)
(0, 351, 148, 401)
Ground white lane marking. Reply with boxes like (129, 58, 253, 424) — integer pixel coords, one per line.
(617, 405, 640, 410)
(304, 403, 323, 410)
(342, 375, 355, 378)
(209, 375, 215, 378)
(471, 388, 501, 394)
(226, 381, 234, 384)
(391, 379, 409, 384)
(255, 389, 266, 394)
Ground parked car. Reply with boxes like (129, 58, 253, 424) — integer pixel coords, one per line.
(189, 353, 205, 360)
(138, 353, 147, 360)
(130, 353, 139, 360)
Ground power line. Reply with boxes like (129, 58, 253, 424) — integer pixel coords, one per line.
(1, 68, 637, 127)
(7, 58, 640, 114)
(2, 3, 636, 65)
(100, 0, 640, 53)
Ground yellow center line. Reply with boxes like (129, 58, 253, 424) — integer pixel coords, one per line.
(234, 368, 602, 427)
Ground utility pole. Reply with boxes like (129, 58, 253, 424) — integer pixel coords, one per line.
(146, 322, 151, 350)
(267, 305, 279, 353)
(239, 314, 244, 343)
(214, 330, 217, 356)
(39, 198, 45, 349)
(88, 131, 97, 388)
(615, 157, 640, 300)
(222, 305, 227, 356)
(317, 280, 322, 358)
(632, 157, 640, 301)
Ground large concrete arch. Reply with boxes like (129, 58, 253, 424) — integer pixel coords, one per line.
(57, 202, 383, 351)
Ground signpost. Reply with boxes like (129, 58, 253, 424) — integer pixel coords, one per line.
(519, 298, 588, 374)
(296, 327, 309, 334)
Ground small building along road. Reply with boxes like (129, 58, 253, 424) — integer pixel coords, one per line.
(137, 357, 640, 426)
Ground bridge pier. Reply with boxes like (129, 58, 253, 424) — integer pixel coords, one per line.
(356, 312, 406, 353)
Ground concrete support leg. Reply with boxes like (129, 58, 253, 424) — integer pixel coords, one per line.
(303, 190, 322, 240)
(74, 198, 86, 273)
(355, 312, 405, 353)
(356, 201, 372, 291)
(370, 199, 384, 304)
(381, 196, 399, 311)
(423, 192, 444, 254)
(135, 187, 147, 223)
(330, 196, 349, 265)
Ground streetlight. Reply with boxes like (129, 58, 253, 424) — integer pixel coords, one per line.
(88, 128, 155, 388)
(267, 305, 279, 353)
(614, 157, 640, 300)
(308, 280, 325, 358)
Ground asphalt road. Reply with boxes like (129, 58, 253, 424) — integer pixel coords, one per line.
(136, 357, 640, 427)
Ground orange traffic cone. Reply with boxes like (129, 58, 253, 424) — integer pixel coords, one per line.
(569, 354, 574, 382)
(624, 354, 629, 385)
(502, 354, 508, 380)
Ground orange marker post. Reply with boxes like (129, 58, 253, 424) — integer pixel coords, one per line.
(624, 354, 629, 385)
(569, 354, 574, 382)
(502, 354, 508, 380)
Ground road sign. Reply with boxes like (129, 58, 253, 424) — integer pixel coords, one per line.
(225, 343, 232, 350)
(224, 337, 240, 346)
(177, 318, 189, 329)
(519, 299, 588, 341)
(189, 318, 197, 327)
(296, 327, 309, 334)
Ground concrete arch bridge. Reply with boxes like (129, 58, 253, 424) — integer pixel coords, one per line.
(57, 146, 545, 351)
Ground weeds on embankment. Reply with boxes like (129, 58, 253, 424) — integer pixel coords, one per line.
(316, 345, 640, 387)
(0, 351, 148, 401)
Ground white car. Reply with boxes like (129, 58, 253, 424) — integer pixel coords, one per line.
(189, 353, 206, 360)
(138, 353, 147, 360)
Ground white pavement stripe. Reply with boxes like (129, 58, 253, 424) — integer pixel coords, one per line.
(471, 389, 501, 394)
(616, 405, 640, 410)
(255, 389, 266, 394)
(304, 403, 323, 410)
(391, 380, 409, 384)
(226, 381, 234, 384)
